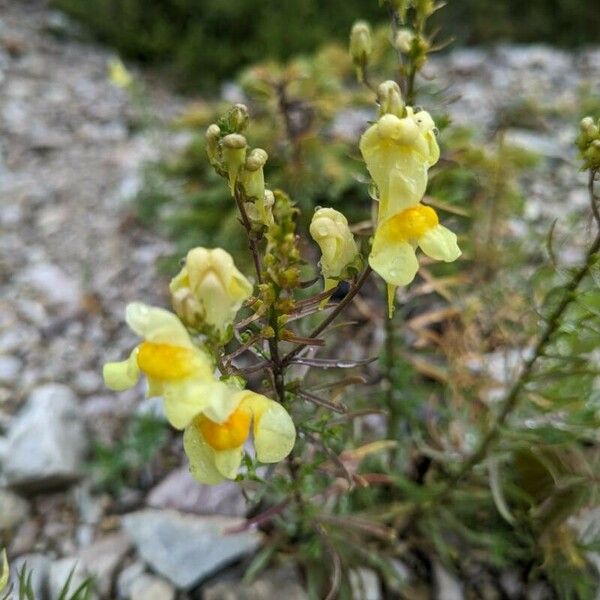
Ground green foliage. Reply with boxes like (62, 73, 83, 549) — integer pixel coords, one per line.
(52, 0, 383, 90)
(54, 0, 599, 90)
(89, 414, 168, 493)
(2, 564, 95, 600)
(438, 0, 600, 46)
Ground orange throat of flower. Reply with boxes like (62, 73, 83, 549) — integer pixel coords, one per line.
(383, 204, 439, 242)
(136, 341, 197, 380)
(196, 406, 251, 451)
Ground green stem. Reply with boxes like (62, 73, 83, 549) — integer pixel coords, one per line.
(443, 228, 600, 492)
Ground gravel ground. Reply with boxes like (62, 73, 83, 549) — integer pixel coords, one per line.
(0, 0, 599, 598)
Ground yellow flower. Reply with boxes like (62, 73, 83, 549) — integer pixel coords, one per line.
(184, 390, 296, 484)
(309, 208, 359, 293)
(107, 58, 133, 89)
(369, 205, 460, 312)
(102, 302, 229, 429)
(0, 549, 9, 593)
(170, 247, 253, 335)
(359, 106, 439, 224)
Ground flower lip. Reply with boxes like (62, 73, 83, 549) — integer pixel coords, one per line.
(136, 341, 197, 381)
(196, 406, 251, 451)
(382, 204, 439, 242)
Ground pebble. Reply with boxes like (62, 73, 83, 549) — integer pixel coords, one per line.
(146, 467, 247, 517)
(129, 573, 176, 600)
(48, 557, 98, 600)
(2, 383, 88, 491)
(121, 509, 263, 589)
(0, 355, 22, 386)
(78, 533, 132, 597)
(202, 565, 308, 600)
(10, 553, 51, 598)
(0, 488, 30, 530)
(433, 562, 464, 600)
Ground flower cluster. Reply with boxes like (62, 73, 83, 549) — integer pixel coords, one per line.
(103, 248, 296, 485)
(577, 116, 600, 170)
(360, 80, 460, 314)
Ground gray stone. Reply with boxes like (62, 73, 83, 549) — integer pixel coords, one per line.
(10, 553, 51, 599)
(0, 355, 22, 385)
(0, 488, 30, 530)
(121, 509, 263, 590)
(116, 561, 146, 599)
(433, 562, 464, 600)
(2, 383, 88, 491)
(202, 565, 307, 600)
(49, 557, 98, 600)
(349, 568, 381, 600)
(147, 467, 247, 517)
(135, 396, 166, 421)
(78, 533, 132, 597)
(130, 573, 176, 600)
(20, 262, 82, 309)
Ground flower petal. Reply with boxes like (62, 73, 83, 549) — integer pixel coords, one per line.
(183, 424, 224, 485)
(419, 224, 461, 262)
(242, 393, 296, 463)
(103, 348, 140, 391)
(125, 302, 193, 348)
(162, 379, 234, 430)
(214, 447, 244, 479)
(369, 229, 419, 287)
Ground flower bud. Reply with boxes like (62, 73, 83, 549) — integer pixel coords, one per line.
(310, 208, 359, 293)
(171, 287, 204, 330)
(394, 28, 414, 53)
(206, 124, 221, 165)
(414, 0, 434, 16)
(221, 133, 247, 194)
(350, 21, 373, 80)
(227, 103, 249, 133)
(377, 80, 405, 118)
(170, 247, 253, 336)
(390, 0, 411, 22)
(580, 116, 599, 140)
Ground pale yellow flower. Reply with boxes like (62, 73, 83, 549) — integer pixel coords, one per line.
(369, 205, 460, 313)
(107, 58, 133, 89)
(359, 107, 439, 224)
(184, 390, 296, 484)
(102, 302, 227, 429)
(170, 247, 253, 335)
(309, 208, 359, 293)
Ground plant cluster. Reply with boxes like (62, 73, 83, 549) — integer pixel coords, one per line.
(26, 1, 599, 598)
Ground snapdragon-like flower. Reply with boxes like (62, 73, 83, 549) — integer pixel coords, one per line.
(360, 105, 440, 224)
(309, 208, 359, 293)
(360, 104, 460, 314)
(103, 302, 231, 429)
(369, 204, 460, 290)
(184, 389, 296, 484)
(170, 247, 253, 335)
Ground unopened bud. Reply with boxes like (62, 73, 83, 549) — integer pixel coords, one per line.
(222, 134, 247, 194)
(350, 21, 373, 75)
(206, 124, 221, 164)
(414, 0, 434, 16)
(394, 29, 414, 53)
(245, 148, 268, 171)
(227, 103, 249, 132)
(580, 116, 599, 140)
(377, 80, 405, 118)
(171, 287, 203, 330)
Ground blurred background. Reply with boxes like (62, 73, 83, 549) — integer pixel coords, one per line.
(1, 0, 599, 599)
